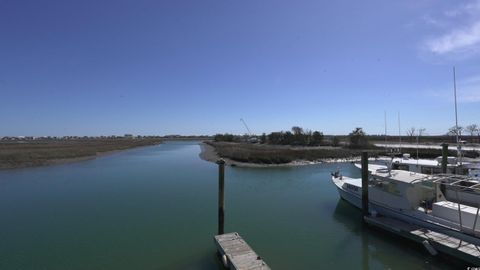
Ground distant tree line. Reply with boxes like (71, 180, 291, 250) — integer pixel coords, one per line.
(447, 124, 480, 143)
(214, 133, 236, 142)
(264, 126, 324, 146)
(214, 126, 325, 146)
(348, 127, 371, 149)
(405, 127, 426, 143)
(214, 126, 375, 149)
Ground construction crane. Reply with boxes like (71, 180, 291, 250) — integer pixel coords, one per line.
(240, 118, 252, 136)
(240, 118, 258, 143)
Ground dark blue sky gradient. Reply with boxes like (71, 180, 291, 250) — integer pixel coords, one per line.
(1, 0, 479, 136)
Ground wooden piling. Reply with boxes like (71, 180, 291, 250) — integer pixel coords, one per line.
(361, 151, 369, 218)
(441, 143, 448, 174)
(217, 159, 225, 235)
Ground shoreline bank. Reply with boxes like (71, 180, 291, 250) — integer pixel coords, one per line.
(199, 141, 480, 168)
(199, 142, 364, 168)
(0, 139, 163, 170)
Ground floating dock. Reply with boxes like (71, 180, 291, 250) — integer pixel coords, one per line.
(365, 215, 480, 265)
(214, 232, 270, 270)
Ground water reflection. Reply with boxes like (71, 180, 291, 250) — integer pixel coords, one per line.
(0, 143, 472, 270)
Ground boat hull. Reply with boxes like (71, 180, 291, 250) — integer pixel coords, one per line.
(331, 176, 480, 246)
(336, 183, 362, 208)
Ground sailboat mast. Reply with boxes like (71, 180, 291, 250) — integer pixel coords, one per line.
(398, 112, 402, 153)
(384, 111, 387, 153)
(453, 67, 462, 165)
(454, 67, 459, 145)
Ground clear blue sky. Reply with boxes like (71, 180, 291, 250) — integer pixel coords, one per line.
(1, 0, 479, 136)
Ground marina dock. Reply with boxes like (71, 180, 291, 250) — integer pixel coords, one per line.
(365, 216, 480, 265)
(214, 232, 270, 270)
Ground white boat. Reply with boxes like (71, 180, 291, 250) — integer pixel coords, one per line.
(354, 155, 480, 206)
(356, 154, 477, 176)
(331, 168, 480, 246)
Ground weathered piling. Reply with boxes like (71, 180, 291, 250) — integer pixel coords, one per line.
(217, 159, 225, 235)
(361, 151, 369, 218)
(213, 159, 271, 269)
(441, 143, 448, 174)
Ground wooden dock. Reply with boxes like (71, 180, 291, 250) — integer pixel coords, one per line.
(365, 216, 480, 266)
(214, 232, 270, 270)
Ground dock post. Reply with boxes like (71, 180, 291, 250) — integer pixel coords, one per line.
(217, 159, 225, 235)
(361, 151, 369, 219)
(441, 143, 448, 173)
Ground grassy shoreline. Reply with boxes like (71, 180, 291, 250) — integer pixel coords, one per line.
(201, 141, 480, 167)
(202, 141, 379, 167)
(0, 138, 163, 170)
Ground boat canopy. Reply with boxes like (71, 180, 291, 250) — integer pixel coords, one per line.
(412, 174, 480, 193)
(373, 170, 435, 184)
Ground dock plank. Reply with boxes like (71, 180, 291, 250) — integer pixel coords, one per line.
(411, 229, 480, 258)
(365, 216, 480, 265)
(214, 232, 270, 270)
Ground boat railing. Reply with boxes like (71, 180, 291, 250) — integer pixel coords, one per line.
(409, 174, 480, 236)
(413, 174, 480, 193)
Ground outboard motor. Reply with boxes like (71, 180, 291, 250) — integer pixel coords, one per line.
(331, 170, 341, 178)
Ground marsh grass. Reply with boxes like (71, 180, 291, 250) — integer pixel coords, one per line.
(0, 138, 162, 169)
(207, 141, 368, 164)
(206, 141, 479, 164)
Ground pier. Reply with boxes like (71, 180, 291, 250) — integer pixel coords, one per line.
(214, 159, 271, 269)
(214, 232, 270, 270)
(365, 215, 480, 265)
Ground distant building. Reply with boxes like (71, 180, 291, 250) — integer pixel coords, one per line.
(124, 134, 133, 139)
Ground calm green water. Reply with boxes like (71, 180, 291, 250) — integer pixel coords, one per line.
(0, 141, 466, 269)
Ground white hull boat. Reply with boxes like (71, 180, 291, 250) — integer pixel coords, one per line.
(331, 169, 480, 246)
(355, 154, 479, 177)
(354, 156, 480, 207)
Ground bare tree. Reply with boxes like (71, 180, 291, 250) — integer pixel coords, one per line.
(417, 128, 426, 136)
(448, 126, 464, 137)
(414, 128, 426, 159)
(406, 127, 416, 142)
(466, 124, 479, 143)
(478, 127, 480, 144)
(466, 124, 478, 136)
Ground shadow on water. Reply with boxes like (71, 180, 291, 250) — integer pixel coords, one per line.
(155, 250, 224, 270)
(332, 199, 468, 270)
